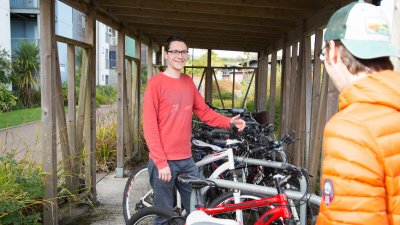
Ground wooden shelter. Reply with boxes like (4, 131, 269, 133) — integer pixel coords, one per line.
(39, 0, 400, 224)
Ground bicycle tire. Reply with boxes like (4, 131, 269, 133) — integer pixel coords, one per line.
(127, 206, 185, 225)
(208, 191, 269, 225)
(123, 163, 153, 222)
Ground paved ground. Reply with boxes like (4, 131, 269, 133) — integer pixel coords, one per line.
(0, 121, 43, 161)
(60, 171, 129, 225)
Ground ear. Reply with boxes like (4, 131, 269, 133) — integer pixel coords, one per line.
(164, 51, 168, 60)
(327, 40, 338, 64)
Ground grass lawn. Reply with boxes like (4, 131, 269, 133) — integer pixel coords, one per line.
(0, 107, 42, 129)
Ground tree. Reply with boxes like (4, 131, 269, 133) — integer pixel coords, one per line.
(12, 42, 40, 107)
(0, 47, 12, 84)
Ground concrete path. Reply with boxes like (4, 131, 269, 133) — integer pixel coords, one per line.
(0, 121, 43, 162)
(60, 171, 129, 225)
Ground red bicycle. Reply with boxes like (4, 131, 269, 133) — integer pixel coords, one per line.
(127, 165, 311, 225)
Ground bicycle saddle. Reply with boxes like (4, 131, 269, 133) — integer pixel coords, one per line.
(186, 210, 237, 225)
(177, 174, 215, 189)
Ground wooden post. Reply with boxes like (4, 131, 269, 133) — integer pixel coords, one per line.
(133, 39, 141, 159)
(126, 59, 133, 158)
(303, 35, 312, 169)
(205, 49, 212, 103)
(288, 43, 298, 133)
(67, 44, 78, 192)
(309, 29, 323, 173)
(54, 45, 72, 191)
(309, 69, 328, 191)
(281, 38, 292, 137)
(116, 24, 126, 178)
(40, 0, 58, 224)
(232, 68, 236, 108)
(76, 49, 89, 180)
(84, 5, 97, 200)
(292, 39, 304, 166)
(268, 49, 277, 124)
(391, 0, 400, 71)
(256, 52, 268, 113)
(147, 47, 153, 79)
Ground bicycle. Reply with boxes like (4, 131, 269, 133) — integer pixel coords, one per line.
(127, 165, 318, 225)
(123, 133, 296, 222)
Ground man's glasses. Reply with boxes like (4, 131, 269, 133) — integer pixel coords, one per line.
(318, 46, 326, 61)
(167, 50, 189, 58)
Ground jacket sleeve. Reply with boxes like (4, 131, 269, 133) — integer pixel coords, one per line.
(191, 82, 231, 129)
(142, 80, 168, 169)
(316, 115, 388, 225)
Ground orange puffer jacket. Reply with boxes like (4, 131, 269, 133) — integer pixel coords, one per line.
(316, 70, 400, 225)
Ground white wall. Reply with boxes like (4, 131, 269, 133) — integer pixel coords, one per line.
(0, 0, 11, 53)
(96, 22, 110, 86)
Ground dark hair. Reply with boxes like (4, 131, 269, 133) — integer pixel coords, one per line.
(164, 36, 188, 52)
(326, 40, 394, 74)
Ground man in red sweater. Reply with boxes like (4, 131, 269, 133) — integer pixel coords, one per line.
(143, 36, 246, 223)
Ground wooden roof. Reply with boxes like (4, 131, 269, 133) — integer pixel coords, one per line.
(64, 0, 355, 52)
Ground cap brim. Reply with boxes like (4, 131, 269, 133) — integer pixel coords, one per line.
(341, 39, 400, 59)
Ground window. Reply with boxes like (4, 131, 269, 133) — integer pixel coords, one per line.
(109, 50, 116, 69)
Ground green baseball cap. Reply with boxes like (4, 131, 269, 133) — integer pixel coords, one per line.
(324, 1, 399, 59)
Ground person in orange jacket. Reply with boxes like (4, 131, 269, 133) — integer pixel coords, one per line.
(316, 1, 400, 225)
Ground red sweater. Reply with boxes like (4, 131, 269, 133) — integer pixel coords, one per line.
(143, 73, 231, 169)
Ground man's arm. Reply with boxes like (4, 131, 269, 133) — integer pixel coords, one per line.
(316, 116, 387, 225)
(142, 80, 171, 182)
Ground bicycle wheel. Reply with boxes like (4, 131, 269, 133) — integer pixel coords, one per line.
(208, 191, 268, 225)
(123, 163, 153, 222)
(127, 206, 185, 225)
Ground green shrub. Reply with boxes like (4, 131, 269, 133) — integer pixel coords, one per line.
(96, 121, 117, 172)
(0, 152, 44, 225)
(96, 85, 117, 105)
(0, 83, 17, 113)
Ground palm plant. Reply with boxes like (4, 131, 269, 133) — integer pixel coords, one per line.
(12, 41, 40, 107)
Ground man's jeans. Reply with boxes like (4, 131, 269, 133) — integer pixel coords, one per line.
(148, 158, 198, 225)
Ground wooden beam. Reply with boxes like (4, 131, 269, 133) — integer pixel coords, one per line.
(40, 0, 58, 223)
(117, 24, 127, 177)
(83, 5, 97, 200)
(123, 17, 288, 34)
(126, 58, 133, 158)
(132, 23, 283, 39)
(67, 44, 78, 192)
(303, 35, 312, 169)
(117, 9, 296, 28)
(56, 35, 91, 49)
(98, 0, 313, 21)
(147, 46, 154, 79)
(75, 49, 88, 190)
(55, 44, 73, 192)
(139, 30, 276, 44)
(133, 38, 141, 159)
(205, 49, 212, 103)
(170, 0, 325, 10)
(281, 37, 291, 137)
(256, 52, 268, 112)
(309, 29, 323, 176)
(309, 69, 328, 192)
(268, 49, 277, 124)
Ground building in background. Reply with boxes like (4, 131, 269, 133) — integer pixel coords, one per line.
(9, 0, 39, 56)
(0, 0, 11, 53)
(0, 0, 120, 86)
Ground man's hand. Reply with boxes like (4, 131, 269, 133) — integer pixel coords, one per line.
(230, 114, 246, 131)
(158, 166, 172, 182)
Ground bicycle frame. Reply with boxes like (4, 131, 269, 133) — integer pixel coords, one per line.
(195, 193, 293, 225)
